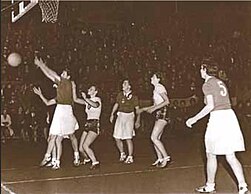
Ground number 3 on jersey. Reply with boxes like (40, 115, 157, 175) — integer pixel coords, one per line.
(217, 81, 227, 96)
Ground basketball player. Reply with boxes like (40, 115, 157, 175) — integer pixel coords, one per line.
(110, 79, 140, 164)
(34, 56, 80, 169)
(33, 87, 57, 168)
(72, 83, 102, 169)
(186, 59, 249, 194)
(139, 73, 171, 168)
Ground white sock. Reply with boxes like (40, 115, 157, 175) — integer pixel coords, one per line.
(206, 182, 215, 189)
(55, 160, 60, 166)
(45, 153, 51, 159)
(74, 152, 79, 159)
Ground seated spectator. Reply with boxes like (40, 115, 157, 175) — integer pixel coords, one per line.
(1, 108, 14, 143)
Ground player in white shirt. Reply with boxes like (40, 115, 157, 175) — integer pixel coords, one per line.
(139, 73, 171, 168)
(73, 83, 102, 169)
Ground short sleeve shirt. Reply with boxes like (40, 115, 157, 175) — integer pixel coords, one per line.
(85, 97, 102, 120)
(153, 83, 167, 105)
(202, 77, 231, 111)
(116, 92, 139, 113)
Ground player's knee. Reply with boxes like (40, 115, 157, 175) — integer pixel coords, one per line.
(79, 145, 84, 153)
(206, 152, 216, 160)
(225, 153, 236, 163)
(151, 134, 158, 142)
(48, 135, 56, 142)
(69, 134, 76, 140)
(56, 136, 63, 144)
(83, 143, 90, 150)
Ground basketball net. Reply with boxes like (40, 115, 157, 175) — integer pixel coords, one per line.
(11, 0, 59, 23)
(38, 0, 59, 23)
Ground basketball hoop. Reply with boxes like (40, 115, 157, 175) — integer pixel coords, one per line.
(38, 0, 59, 23)
(10, 0, 59, 23)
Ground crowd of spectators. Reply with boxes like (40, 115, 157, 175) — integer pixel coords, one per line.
(1, 3, 251, 142)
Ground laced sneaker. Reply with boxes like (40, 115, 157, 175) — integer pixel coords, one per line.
(124, 156, 134, 164)
(195, 185, 216, 193)
(40, 156, 51, 167)
(119, 152, 126, 162)
(239, 187, 250, 194)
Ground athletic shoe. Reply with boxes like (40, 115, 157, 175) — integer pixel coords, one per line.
(156, 156, 171, 168)
(45, 162, 54, 167)
(239, 187, 250, 194)
(151, 159, 163, 166)
(195, 185, 216, 193)
(73, 158, 80, 167)
(80, 158, 91, 165)
(90, 161, 100, 170)
(51, 161, 60, 170)
(124, 156, 134, 164)
(40, 156, 51, 167)
(119, 152, 126, 162)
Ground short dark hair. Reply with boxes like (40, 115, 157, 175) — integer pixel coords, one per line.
(201, 58, 219, 76)
(92, 85, 98, 92)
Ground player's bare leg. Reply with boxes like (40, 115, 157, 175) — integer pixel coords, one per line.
(225, 153, 249, 194)
(125, 139, 134, 164)
(151, 120, 170, 168)
(79, 131, 90, 164)
(115, 138, 126, 161)
(69, 133, 80, 166)
(83, 131, 99, 169)
(40, 135, 56, 166)
(53, 135, 64, 170)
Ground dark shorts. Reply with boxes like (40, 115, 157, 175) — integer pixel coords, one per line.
(83, 119, 100, 135)
(155, 106, 170, 123)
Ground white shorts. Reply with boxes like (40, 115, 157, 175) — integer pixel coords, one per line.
(205, 109, 245, 155)
(49, 104, 79, 136)
(113, 112, 135, 140)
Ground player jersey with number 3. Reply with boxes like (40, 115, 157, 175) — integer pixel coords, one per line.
(202, 77, 231, 111)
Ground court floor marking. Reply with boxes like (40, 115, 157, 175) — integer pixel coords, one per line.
(2, 164, 251, 172)
(1, 183, 17, 194)
(2, 164, 204, 185)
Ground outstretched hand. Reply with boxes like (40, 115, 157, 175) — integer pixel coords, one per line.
(33, 87, 42, 96)
(34, 56, 45, 68)
(137, 107, 147, 114)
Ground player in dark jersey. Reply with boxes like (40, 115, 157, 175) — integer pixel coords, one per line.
(186, 59, 249, 194)
(34, 56, 80, 170)
(110, 80, 141, 164)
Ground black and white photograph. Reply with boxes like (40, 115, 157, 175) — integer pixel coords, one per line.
(1, 1, 251, 193)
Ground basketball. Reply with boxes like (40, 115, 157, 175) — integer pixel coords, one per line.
(7, 53, 22, 67)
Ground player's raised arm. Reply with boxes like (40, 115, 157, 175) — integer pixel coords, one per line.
(72, 81, 85, 105)
(34, 56, 60, 82)
(33, 87, 56, 106)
